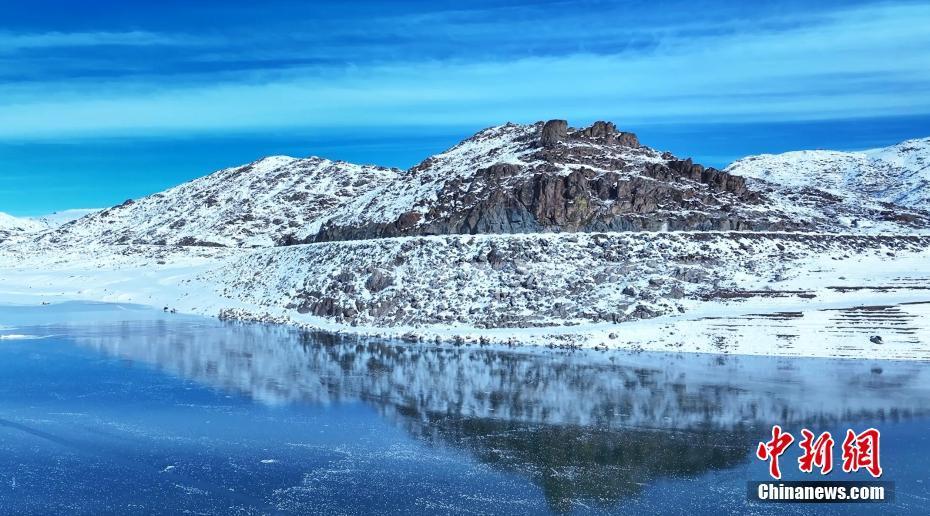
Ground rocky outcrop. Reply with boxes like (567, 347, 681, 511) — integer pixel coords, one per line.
(540, 119, 568, 147)
(313, 120, 799, 242)
(315, 170, 773, 242)
(572, 120, 617, 139)
(568, 121, 639, 147)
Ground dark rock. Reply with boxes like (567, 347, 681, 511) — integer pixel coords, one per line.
(365, 269, 394, 292)
(311, 119, 816, 243)
(573, 121, 617, 138)
(570, 121, 639, 146)
(616, 132, 640, 147)
(176, 236, 226, 247)
(334, 271, 354, 283)
(487, 247, 506, 266)
(311, 296, 339, 317)
(540, 119, 568, 147)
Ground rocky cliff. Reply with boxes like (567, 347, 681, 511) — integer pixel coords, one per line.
(314, 120, 928, 242)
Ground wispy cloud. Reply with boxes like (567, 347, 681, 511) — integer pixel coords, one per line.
(0, 30, 207, 51)
(0, 1, 928, 139)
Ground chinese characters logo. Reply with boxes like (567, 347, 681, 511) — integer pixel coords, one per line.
(756, 426, 882, 479)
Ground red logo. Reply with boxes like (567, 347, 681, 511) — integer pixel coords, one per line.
(756, 425, 795, 479)
(842, 428, 883, 478)
(756, 426, 882, 479)
(798, 429, 834, 475)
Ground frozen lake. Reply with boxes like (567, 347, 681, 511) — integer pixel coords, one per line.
(0, 302, 928, 514)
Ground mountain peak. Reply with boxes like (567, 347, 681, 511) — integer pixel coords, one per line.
(27, 125, 930, 249)
(38, 152, 400, 248)
(538, 119, 640, 148)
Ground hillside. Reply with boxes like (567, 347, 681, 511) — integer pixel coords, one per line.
(31, 121, 930, 250)
(726, 137, 930, 210)
(37, 156, 399, 248)
(315, 121, 929, 241)
(0, 212, 47, 242)
(2, 231, 929, 359)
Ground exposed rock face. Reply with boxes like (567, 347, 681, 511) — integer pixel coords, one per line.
(313, 120, 848, 242)
(567, 121, 639, 147)
(365, 269, 394, 292)
(571, 120, 616, 139)
(540, 119, 568, 147)
(616, 132, 640, 148)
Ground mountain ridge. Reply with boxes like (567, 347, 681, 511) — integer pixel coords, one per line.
(725, 137, 930, 210)
(31, 120, 930, 249)
(39, 155, 400, 248)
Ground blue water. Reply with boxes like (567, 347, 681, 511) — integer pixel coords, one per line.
(0, 302, 928, 514)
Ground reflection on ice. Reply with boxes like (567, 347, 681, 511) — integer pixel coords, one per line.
(44, 315, 930, 431)
(14, 308, 930, 511)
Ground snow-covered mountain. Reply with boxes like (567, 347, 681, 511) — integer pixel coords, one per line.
(38, 156, 399, 248)
(316, 120, 918, 241)
(725, 137, 930, 210)
(5, 120, 930, 358)
(0, 211, 47, 242)
(34, 121, 929, 249)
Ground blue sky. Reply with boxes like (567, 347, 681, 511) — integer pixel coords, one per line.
(2, 0, 929, 215)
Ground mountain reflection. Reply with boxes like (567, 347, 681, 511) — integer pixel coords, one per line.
(45, 315, 930, 511)
(392, 412, 750, 512)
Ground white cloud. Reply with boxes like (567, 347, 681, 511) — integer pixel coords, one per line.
(0, 30, 207, 51)
(0, 2, 928, 139)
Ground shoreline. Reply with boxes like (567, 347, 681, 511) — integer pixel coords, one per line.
(1, 230, 929, 361)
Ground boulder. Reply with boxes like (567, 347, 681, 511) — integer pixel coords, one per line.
(365, 269, 394, 292)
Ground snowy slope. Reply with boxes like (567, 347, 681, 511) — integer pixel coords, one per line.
(3, 231, 929, 359)
(0, 209, 99, 242)
(29, 122, 930, 250)
(0, 211, 47, 241)
(38, 156, 400, 248)
(725, 137, 930, 209)
(326, 123, 545, 229)
(31, 208, 101, 227)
